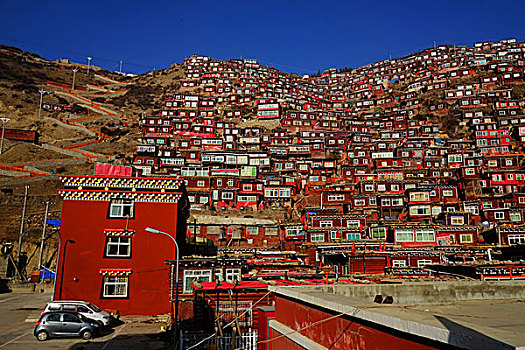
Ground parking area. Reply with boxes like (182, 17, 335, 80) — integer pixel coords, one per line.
(0, 293, 170, 349)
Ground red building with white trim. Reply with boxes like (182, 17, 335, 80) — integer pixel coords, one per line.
(54, 175, 190, 316)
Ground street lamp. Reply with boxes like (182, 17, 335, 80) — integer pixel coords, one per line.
(57, 239, 75, 300)
(145, 227, 180, 344)
(38, 201, 55, 272)
(0, 117, 9, 155)
(87, 57, 92, 75)
(38, 89, 47, 119)
(72, 69, 78, 90)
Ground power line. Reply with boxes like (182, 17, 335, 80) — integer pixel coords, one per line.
(234, 305, 364, 350)
(185, 290, 272, 350)
(0, 35, 156, 70)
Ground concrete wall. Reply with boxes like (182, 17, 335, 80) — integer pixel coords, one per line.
(275, 280, 525, 305)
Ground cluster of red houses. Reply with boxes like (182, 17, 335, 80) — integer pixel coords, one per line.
(55, 38, 525, 348)
(133, 38, 525, 251)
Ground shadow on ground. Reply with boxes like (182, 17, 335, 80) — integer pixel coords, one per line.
(435, 315, 514, 350)
(68, 331, 170, 350)
(0, 279, 11, 293)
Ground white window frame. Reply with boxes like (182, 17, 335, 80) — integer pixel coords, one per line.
(416, 229, 435, 242)
(225, 268, 241, 282)
(222, 192, 234, 200)
(311, 233, 325, 242)
(451, 216, 464, 226)
(392, 260, 406, 267)
(508, 234, 525, 245)
(106, 236, 131, 258)
(183, 269, 213, 294)
(109, 200, 134, 218)
(319, 220, 333, 228)
(410, 192, 430, 202)
(494, 212, 505, 220)
(417, 260, 433, 268)
(442, 190, 454, 197)
(102, 276, 129, 298)
(395, 229, 414, 242)
(459, 234, 473, 243)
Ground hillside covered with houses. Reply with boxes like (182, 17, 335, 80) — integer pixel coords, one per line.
(130, 38, 525, 264)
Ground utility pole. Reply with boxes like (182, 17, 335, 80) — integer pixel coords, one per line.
(71, 69, 78, 90)
(87, 56, 92, 75)
(38, 89, 46, 119)
(17, 185, 29, 270)
(38, 201, 54, 271)
(0, 117, 9, 155)
(119, 60, 123, 75)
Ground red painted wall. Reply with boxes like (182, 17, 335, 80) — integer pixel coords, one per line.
(55, 199, 181, 316)
(271, 296, 439, 350)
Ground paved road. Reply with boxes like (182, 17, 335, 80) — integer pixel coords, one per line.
(0, 293, 169, 349)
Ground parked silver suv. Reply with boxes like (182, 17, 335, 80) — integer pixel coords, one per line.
(43, 300, 112, 326)
(34, 312, 100, 341)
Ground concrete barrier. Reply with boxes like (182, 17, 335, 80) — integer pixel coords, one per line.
(278, 280, 525, 305)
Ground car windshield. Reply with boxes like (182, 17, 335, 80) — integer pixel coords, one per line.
(88, 303, 101, 312)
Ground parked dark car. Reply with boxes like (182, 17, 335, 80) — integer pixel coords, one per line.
(34, 311, 100, 341)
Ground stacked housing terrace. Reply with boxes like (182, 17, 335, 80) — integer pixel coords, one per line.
(132, 39, 525, 259)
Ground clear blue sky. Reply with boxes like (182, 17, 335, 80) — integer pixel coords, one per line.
(1, 0, 524, 75)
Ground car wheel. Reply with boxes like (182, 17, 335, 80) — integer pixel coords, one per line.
(81, 330, 92, 340)
(36, 330, 48, 341)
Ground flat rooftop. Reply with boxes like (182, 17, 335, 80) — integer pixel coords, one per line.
(270, 281, 525, 350)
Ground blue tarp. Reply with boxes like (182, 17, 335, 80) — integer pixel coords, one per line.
(40, 269, 56, 279)
(46, 219, 61, 226)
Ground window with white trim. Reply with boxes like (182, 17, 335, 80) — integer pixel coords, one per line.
(410, 205, 431, 216)
(371, 227, 386, 239)
(225, 268, 241, 282)
(508, 234, 525, 245)
(245, 226, 258, 236)
(183, 269, 213, 294)
(102, 276, 128, 298)
(215, 268, 223, 281)
(222, 192, 234, 200)
(410, 192, 429, 202)
(347, 233, 360, 240)
(451, 216, 464, 226)
(319, 221, 333, 228)
(494, 212, 505, 220)
(395, 229, 414, 242)
(286, 227, 303, 237)
(442, 190, 454, 197)
(346, 220, 360, 229)
(510, 212, 522, 222)
(265, 227, 278, 236)
(105, 236, 131, 258)
(109, 200, 134, 218)
(310, 233, 325, 242)
(417, 260, 433, 267)
(392, 260, 406, 267)
(354, 199, 366, 206)
(328, 194, 345, 202)
(392, 198, 403, 206)
(416, 229, 435, 242)
(460, 234, 473, 243)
